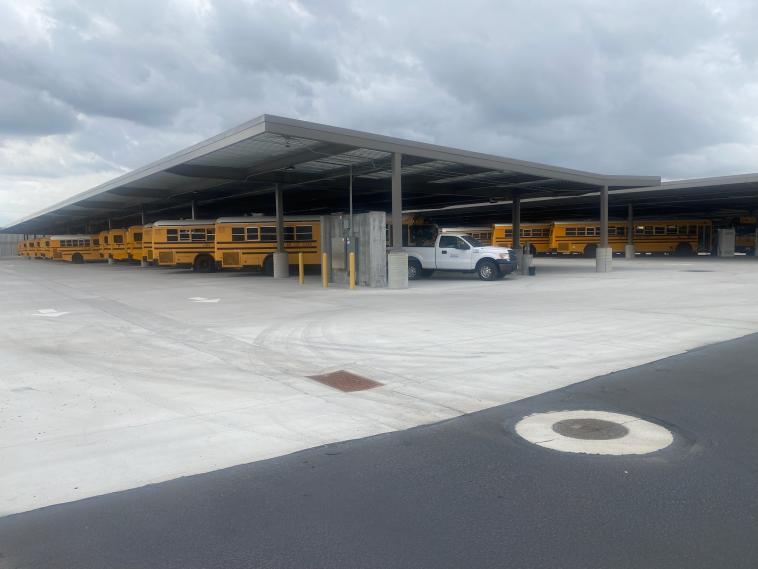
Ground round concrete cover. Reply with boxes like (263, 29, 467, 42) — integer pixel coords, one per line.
(514, 410, 673, 455)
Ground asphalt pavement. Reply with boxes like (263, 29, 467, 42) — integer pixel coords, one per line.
(2, 333, 758, 568)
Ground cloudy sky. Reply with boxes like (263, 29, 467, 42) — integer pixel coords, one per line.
(1, 0, 758, 226)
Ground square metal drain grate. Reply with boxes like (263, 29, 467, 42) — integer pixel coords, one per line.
(307, 370, 383, 392)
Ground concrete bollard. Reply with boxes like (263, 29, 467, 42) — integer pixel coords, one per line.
(298, 253, 304, 284)
(321, 253, 329, 288)
(519, 254, 534, 275)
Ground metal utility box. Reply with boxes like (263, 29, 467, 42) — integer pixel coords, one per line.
(717, 228, 736, 257)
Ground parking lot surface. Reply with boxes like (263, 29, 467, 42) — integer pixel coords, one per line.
(2, 329, 757, 568)
(2, 256, 758, 516)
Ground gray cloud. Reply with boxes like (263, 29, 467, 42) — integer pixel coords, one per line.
(1, 0, 758, 225)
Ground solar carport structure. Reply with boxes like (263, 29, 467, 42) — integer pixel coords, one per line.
(2, 115, 660, 285)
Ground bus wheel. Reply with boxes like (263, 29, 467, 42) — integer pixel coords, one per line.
(674, 242, 693, 257)
(408, 258, 422, 280)
(193, 254, 215, 273)
(476, 259, 499, 281)
(262, 255, 273, 276)
(583, 244, 597, 258)
(72, 253, 84, 264)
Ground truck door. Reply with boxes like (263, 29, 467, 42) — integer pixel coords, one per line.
(437, 236, 473, 270)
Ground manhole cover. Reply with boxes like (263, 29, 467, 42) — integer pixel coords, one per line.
(307, 370, 383, 392)
(552, 418, 629, 440)
(514, 410, 673, 455)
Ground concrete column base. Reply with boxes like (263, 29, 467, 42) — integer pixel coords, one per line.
(513, 249, 523, 271)
(388, 251, 408, 289)
(596, 247, 613, 273)
(107, 257, 114, 265)
(140, 259, 147, 268)
(519, 254, 534, 275)
(624, 244, 635, 260)
(273, 251, 289, 279)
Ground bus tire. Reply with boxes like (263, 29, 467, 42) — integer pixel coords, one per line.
(476, 259, 499, 281)
(262, 255, 273, 276)
(408, 258, 422, 280)
(583, 244, 597, 258)
(72, 253, 84, 264)
(193, 254, 215, 273)
(674, 242, 693, 257)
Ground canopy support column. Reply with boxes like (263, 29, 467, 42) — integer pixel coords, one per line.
(388, 152, 408, 289)
(625, 203, 635, 259)
(596, 184, 612, 272)
(273, 184, 288, 278)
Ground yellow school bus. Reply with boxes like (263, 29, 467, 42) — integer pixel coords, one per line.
(125, 225, 145, 262)
(31, 237, 51, 259)
(141, 224, 154, 263)
(549, 219, 712, 256)
(440, 226, 493, 243)
(17, 239, 29, 257)
(491, 223, 552, 255)
(151, 220, 216, 271)
(49, 235, 102, 263)
(214, 216, 322, 273)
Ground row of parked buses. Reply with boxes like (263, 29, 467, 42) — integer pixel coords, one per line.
(17, 216, 323, 272)
(443, 219, 716, 257)
(15, 216, 738, 271)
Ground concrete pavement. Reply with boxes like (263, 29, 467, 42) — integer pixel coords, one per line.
(3, 256, 758, 515)
(2, 330, 757, 568)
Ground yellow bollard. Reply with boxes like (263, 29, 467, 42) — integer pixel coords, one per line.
(298, 252, 304, 284)
(321, 252, 328, 288)
(349, 251, 356, 289)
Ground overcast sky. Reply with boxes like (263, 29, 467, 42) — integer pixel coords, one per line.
(1, 0, 758, 226)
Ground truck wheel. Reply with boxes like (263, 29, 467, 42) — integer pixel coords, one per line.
(193, 254, 215, 273)
(476, 259, 499, 281)
(408, 258, 422, 280)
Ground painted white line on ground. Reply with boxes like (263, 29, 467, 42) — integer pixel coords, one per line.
(514, 410, 673, 455)
(32, 309, 69, 318)
(188, 297, 221, 303)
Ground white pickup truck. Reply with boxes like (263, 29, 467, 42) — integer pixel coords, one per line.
(405, 232, 517, 280)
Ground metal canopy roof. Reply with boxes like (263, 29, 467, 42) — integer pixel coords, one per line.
(413, 173, 758, 225)
(2, 115, 659, 234)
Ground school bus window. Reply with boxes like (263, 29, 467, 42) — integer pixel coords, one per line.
(566, 228, 577, 236)
(284, 226, 295, 241)
(231, 227, 244, 242)
(166, 229, 178, 242)
(666, 225, 677, 235)
(104, 235, 110, 244)
(46, 241, 50, 246)
(134, 233, 143, 242)
(191, 229, 206, 241)
(295, 226, 313, 241)
(207, 229, 215, 242)
(688, 225, 697, 236)
(260, 226, 277, 242)
(93, 238, 99, 246)
(113, 235, 123, 244)
(179, 229, 190, 241)
(245, 227, 259, 241)
(654, 226, 665, 236)
(505, 229, 513, 237)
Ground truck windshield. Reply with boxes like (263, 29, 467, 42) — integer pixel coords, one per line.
(461, 235, 483, 247)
